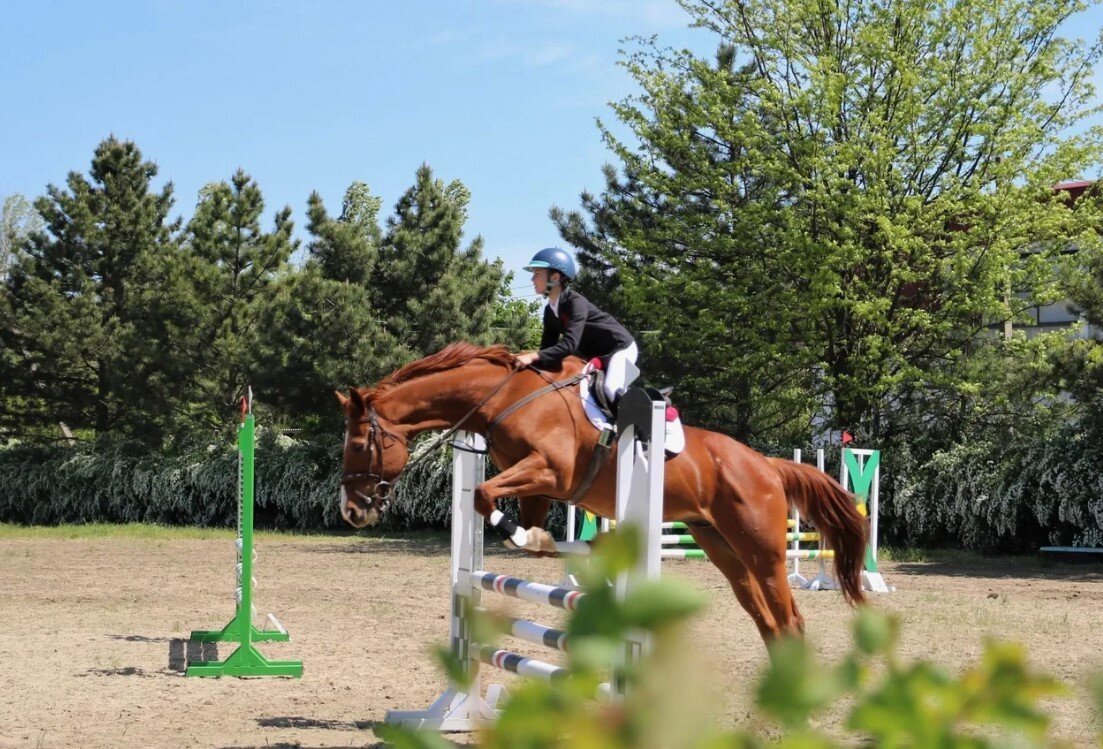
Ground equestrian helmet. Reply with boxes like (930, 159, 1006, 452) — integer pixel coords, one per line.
(524, 247, 576, 280)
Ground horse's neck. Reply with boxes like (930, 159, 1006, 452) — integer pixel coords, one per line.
(375, 365, 502, 438)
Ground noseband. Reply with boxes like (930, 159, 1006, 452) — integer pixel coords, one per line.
(342, 407, 408, 513)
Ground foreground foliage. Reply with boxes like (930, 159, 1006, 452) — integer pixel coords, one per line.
(382, 530, 1100, 749)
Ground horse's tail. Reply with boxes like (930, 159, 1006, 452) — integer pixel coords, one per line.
(769, 458, 868, 606)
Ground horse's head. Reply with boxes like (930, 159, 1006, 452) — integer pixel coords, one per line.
(336, 388, 410, 528)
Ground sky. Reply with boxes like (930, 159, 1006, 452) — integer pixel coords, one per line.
(3, 1, 1103, 301)
(0, 1, 715, 299)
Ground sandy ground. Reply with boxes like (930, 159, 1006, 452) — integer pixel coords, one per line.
(1, 531, 1102, 748)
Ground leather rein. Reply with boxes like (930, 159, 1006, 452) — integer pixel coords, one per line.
(341, 366, 586, 513)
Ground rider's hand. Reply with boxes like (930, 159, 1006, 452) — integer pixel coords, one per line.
(514, 352, 539, 369)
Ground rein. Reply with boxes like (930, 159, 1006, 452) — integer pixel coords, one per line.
(485, 369, 586, 440)
(342, 366, 523, 507)
(342, 365, 588, 512)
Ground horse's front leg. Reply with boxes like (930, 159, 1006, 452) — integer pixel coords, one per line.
(474, 453, 562, 555)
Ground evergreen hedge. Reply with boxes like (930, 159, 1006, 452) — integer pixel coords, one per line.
(0, 430, 571, 538)
(2, 429, 1100, 550)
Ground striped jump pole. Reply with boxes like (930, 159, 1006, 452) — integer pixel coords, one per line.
(471, 573, 586, 611)
(386, 386, 667, 732)
(567, 515, 711, 560)
(473, 612, 571, 652)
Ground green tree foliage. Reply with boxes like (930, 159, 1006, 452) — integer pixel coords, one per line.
(1058, 223, 1103, 425)
(556, 0, 1103, 443)
(183, 169, 297, 431)
(306, 181, 382, 285)
(377, 164, 505, 352)
(1, 193, 44, 280)
(254, 171, 515, 434)
(489, 273, 544, 350)
(0, 193, 46, 436)
(254, 265, 410, 434)
(252, 181, 402, 432)
(0, 137, 188, 443)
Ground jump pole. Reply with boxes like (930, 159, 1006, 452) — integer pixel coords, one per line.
(186, 390, 303, 677)
(386, 387, 665, 730)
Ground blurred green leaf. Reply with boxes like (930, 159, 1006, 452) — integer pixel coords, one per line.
(620, 580, 707, 631)
(432, 643, 468, 688)
(852, 608, 897, 656)
(757, 637, 843, 728)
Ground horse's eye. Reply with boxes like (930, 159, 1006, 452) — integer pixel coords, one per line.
(353, 442, 367, 453)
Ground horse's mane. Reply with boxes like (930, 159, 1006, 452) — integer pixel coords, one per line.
(368, 342, 515, 395)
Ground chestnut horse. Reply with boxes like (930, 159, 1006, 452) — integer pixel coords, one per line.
(337, 342, 868, 642)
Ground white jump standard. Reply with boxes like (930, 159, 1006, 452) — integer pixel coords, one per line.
(385, 387, 667, 731)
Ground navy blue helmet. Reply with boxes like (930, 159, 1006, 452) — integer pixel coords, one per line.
(524, 247, 577, 280)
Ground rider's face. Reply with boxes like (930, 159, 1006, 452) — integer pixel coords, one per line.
(532, 268, 548, 295)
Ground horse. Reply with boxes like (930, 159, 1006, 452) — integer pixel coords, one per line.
(337, 341, 868, 642)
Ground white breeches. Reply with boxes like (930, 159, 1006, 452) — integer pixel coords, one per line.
(603, 342, 639, 403)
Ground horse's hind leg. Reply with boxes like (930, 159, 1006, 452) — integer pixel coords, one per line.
(519, 495, 553, 530)
(706, 490, 805, 642)
(687, 524, 803, 642)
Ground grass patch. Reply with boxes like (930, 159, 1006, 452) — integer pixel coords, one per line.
(0, 522, 450, 545)
(0, 522, 236, 540)
(877, 547, 980, 564)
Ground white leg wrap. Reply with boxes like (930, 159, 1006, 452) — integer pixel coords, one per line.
(489, 510, 528, 548)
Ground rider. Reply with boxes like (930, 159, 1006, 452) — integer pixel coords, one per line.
(513, 247, 638, 409)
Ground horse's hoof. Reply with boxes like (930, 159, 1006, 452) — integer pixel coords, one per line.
(526, 528, 559, 555)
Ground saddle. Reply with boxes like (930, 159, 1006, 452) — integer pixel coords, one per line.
(584, 358, 674, 425)
(561, 360, 687, 505)
(582, 359, 682, 455)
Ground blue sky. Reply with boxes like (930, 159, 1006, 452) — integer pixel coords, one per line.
(0, 1, 714, 299)
(3, 1, 1102, 301)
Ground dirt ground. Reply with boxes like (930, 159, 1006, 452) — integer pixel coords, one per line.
(1, 531, 1102, 748)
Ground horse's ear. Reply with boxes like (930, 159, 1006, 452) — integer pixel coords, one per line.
(349, 387, 368, 412)
(335, 390, 350, 409)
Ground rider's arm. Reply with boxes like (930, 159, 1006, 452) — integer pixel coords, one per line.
(537, 295, 587, 366)
(538, 305, 559, 351)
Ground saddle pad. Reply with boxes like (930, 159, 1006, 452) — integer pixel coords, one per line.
(579, 375, 686, 457)
(578, 374, 612, 430)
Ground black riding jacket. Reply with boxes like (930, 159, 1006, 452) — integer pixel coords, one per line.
(537, 288, 635, 367)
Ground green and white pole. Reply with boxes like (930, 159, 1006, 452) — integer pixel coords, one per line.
(186, 390, 304, 677)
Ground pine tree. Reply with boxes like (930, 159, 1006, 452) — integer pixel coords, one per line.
(255, 182, 402, 430)
(0, 137, 188, 443)
(253, 266, 410, 434)
(184, 169, 296, 429)
(376, 164, 504, 354)
(306, 181, 382, 286)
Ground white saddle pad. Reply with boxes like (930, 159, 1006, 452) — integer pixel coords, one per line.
(579, 375, 686, 456)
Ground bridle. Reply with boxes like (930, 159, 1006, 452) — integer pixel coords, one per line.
(340, 369, 523, 515)
(341, 406, 408, 513)
(340, 364, 586, 517)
